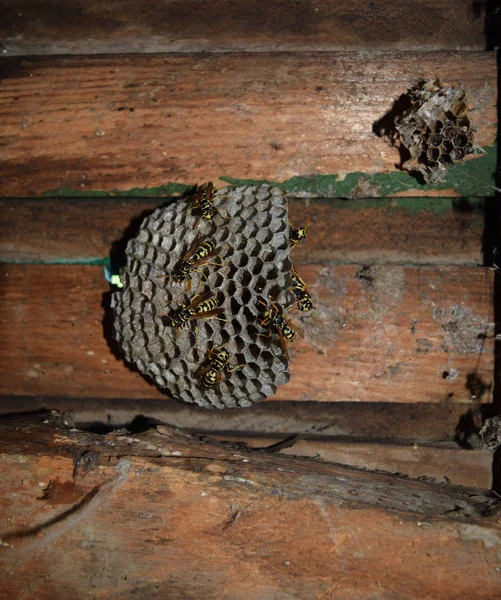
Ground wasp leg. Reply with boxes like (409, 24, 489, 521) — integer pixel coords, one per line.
(215, 207, 231, 222)
(257, 330, 273, 339)
(206, 341, 219, 360)
(184, 270, 208, 293)
(256, 297, 269, 310)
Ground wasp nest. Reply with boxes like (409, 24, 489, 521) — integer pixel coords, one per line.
(391, 79, 475, 184)
(111, 185, 293, 408)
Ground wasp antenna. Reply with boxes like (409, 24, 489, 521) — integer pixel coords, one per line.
(216, 207, 230, 222)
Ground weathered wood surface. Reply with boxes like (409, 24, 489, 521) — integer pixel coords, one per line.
(2, 401, 490, 487)
(0, 398, 481, 444)
(0, 264, 495, 404)
(0, 53, 496, 197)
(211, 435, 493, 488)
(0, 197, 487, 265)
(0, 0, 487, 55)
(0, 400, 493, 488)
(0, 415, 500, 599)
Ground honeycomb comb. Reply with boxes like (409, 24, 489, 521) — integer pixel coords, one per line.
(112, 185, 293, 408)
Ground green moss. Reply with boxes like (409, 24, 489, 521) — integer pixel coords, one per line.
(7, 257, 108, 265)
(223, 147, 498, 199)
(41, 146, 497, 200)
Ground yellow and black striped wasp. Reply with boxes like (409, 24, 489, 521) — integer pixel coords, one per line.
(198, 343, 243, 392)
(290, 265, 315, 312)
(162, 290, 224, 330)
(167, 233, 221, 290)
(257, 296, 298, 358)
(289, 215, 312, 250)
(190, 181, 229, 229)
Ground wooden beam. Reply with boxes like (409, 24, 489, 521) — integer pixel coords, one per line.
(0, 0, 487, 55)
(0, 397, 484, 444)
(0, 197, 487, 265)
(0, 52, 496, 197)
(0, 264, 495, 404)
(209, 435, 493, 488)
(0, 415, 500, 599)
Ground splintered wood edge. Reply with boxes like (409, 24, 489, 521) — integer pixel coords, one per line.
(0, 413, 498, 518)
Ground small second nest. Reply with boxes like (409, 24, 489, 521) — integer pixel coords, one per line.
(391, 79, 475, 184)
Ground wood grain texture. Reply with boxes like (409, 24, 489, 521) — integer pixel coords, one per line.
(0, 0, 487, 55)
(0, 264, 495, 403)
(0, 397, 484, 444)
(0, 416, 500, 600)
(0, 52, 496, 197)
(0, 197, 487, 265)
(210, 435, 493, 488)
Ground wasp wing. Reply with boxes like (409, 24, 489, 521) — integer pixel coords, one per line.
(191, 307, 225, 321)
(184, 290, 215, 311)
(181, 232, 202, 262)
(189, 247, 221, 269)
(276, 326, 290, 361)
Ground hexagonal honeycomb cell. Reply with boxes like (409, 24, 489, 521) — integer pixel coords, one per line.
(111, 184, 293, 408)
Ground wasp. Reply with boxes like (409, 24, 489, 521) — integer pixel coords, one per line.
(162, 290, 224, 330)
(257, 296, 298, 358)
(290, 265, 315, 312)
(191, 181, 229, 229)
(167, 233, 221, 290)
(289, 215, 312, 250)
(198, 343, 243, 392)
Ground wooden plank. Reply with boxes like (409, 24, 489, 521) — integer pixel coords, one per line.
(0, 0, 487, 55)
(0, 264, 495, 404)
(0, 415, 500, 599)
(210, 435, 493, 488)
(0, 197, 487, 265)
(0, 52, 496, 198)
(0, 397, 486, 444)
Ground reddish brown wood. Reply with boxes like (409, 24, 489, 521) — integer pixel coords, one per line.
(0, 53, 496, 197)
(0, 197, 487, 265)
(0, 0, 486, 55)
(0, 264, 495, 404)
(0, 415, 500, 599)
